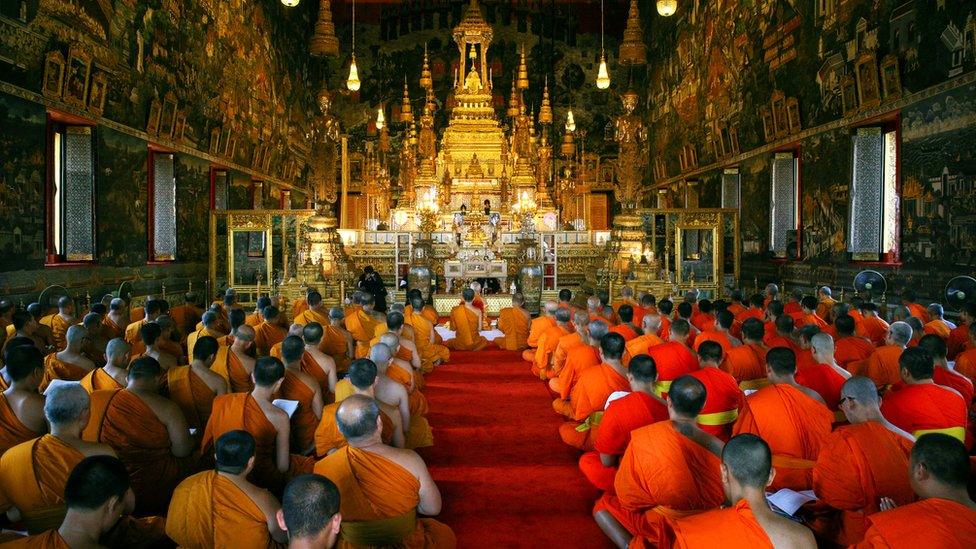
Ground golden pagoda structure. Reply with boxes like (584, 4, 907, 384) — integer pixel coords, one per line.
(310, 0, 340, 57)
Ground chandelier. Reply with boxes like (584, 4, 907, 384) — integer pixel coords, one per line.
(657, 1, 678, 17)
(596, 0, 610, 89)
(346, 0, 361, 91)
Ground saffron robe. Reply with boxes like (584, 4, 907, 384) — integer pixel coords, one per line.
(865, 345, 905, 389)
(102, 315, 125, 340)
(688, 367, 745, 441)
(344, 309, 379, 358)
(314, 402, 395, 458)
(856, 498, 976, 548)
(860, 317, 890, 346)
(294, 308, 329, 327)
(40, 353, 91, 391)
(551, 331, 584, 379)
(623, 333, 664, 366)
(313, 446, 457, 549)
(212, 347, 254, 393)
(693, 330, 737, 356)
(48, 314, 72, 352)
(445, 305, 487, 351)
(809, 422, 914, 545)
(320, 324, 353, 374)
(553, 362, 629, 422)
(0, 393, 42, 455)
(496, 307, 530, 351)
(549, 344, 601, 397)
(722, 343, 768, 389)
(795, 363, 848, 411)
(947, 323, 971, 360)
(955, 347, 976, 383)
(522, 316, 556, 362)
(202, 393, 314, 495)
(253, 321, 286, 357)
(533, 324, 572, 379)
(905, 302, 931, 323)
(733, 384, 833, 491)
(405, 314, 449, 372)
(836, 336, 875, 370)
(666, 500, 774, 549)
(646, 342, 699, 397)
(167, 365, 217, 432)
(880, 383, 968, 441)
(186, 327, 226, 364)
(279, 370, 319, 454)
(79, 368, 124, 394)
(933, 366, 974, 405)
(609, 323, 640, 342)
(923, 319, 953, 340)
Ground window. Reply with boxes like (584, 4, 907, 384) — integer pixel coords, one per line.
(48, 123, 95, 262)
(721, 168, 740, 209)
(769, 152, 799, 258)
(149, 151, 177, 261)
(848, 126, 899, 261)
(211, 167, 229, 210)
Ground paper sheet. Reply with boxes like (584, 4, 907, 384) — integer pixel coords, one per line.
(766, 489, 817, 516)
(480, 329, 505, 342)
(272, 399, 299, 418)
(604, 391, 631, 409)
(43, 379, 81, 395)
(435, 326, 456, 341)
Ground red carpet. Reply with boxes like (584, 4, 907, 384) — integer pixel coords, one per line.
(418, 347, 613, 548)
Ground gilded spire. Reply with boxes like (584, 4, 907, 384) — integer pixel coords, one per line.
(420, 44, 433, 90)
(538, 77, 553, 125)
(517, 44, 529, 90)
(400, 77, 413, 123)
(310, 0, 340, 57)
(619, 0, 646, 65)
(507, 80, 519, 118)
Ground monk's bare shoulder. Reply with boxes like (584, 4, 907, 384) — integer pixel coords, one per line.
(259, 400, 291, 431)
(75, 439, 117, 459)
(291, 368, 320, 392)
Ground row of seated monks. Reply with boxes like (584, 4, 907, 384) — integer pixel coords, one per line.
(495, 284, 976, 547)
(0, 287, 457, 547)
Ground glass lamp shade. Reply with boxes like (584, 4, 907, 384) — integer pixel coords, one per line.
(347, 55, 361, 91)
(281, 0, 300, 6)
(596, 53, 611, 89)
(657, 0, 677, 16)
(375, 107, 385, 130)
(565, 110, 576, 132)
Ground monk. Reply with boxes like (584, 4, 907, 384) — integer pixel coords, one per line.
(554, 333, 630, 449)
(167, 430, 288, 546)
(187, 310, 226, 360)
(880, 347, 968, 441)
(956, 322, 976, 382)
(497, 293, 531, 351)
(918, 334, 974, 406)
(344, 293, 381, 359)
(762, 301, 785, 345)
(834, 314, 875, 371)
(379, 312, 422, 375)
(763, 282, 780, 308)
(300, 323, 339, 398)
(254, 305, 287, 357)
(124, 299, 162, 353)
(280, 336, 325, 455)
(0, 311, 37, 360)
(136, 322, 177, 371)
(593, 376, 725, 548)
(80, 338, 129, 393)
(246, 296, 271, 327)
(0, 345, 46, 454)
(405, 296, 449, 372)
(323, 307, 356, 374)
(611, 286, 639, 319)
(523, 301, 558, 362)
(40, 325, 94, 390)
(731, 294, 765, 339)
(168, 335, 227, 431)
(766, 315, 801, 354)
(549, 320, 608, 396)
(27, 302, 57, 354)
(947, 303, 976, 360)
(44, 296, 76, 352)
(806, 376, 915, 545)
(689, 299, 716, 335)
(277, 474, 342, 548)
(689, 342, 745, 442)
(623, 313, 663, 365)
(645, 319, 699, 398)
(446, 289, 488, 352)
(368, 342, 431, 449)
(864, 321, 912, 389)
(815, 286, 838, 323)
(858, 303, 890, 346)
(665, 434, 817, 549)
(378, 332, 425, 407)
(80, 312, 108, 368)
(732, 347, 833, 491)
(609, 304, 641, 342)
(900, 290, 930, 323)
(153, 315, 185, 366)
(82, 356, 194, 515)
(694, 310, 741, 355)
(796, 296, 829, 330)
(578, 355, 668, 492)
(533, 308, 573, 379)
(202, 356, 315, 495)
(923, 303, 955, 341)
(101, 299, 127, 341)
(796, 333, 851, 412)
(316, 358, 404, 457)
(291, 288, 315, 322)
(294, 291, 330, 327)
(723, 318, 769, 391)
(856, 433, 976, 547)
(549, 311, 589, 380)
(213, 324, 257, 393)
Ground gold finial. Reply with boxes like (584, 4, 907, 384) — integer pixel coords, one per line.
(507, 80, 519, 118)
(517, 44, 529, 90)
(619, 0, 646, 65)
(400, 77, 413, 123)
(420, 44, 433, 89)
(310, 0, 340, 57)
(539, 77, 553, 124)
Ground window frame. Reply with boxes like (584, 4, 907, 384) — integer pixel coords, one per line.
(147, 144, 178, 263)
(848, 116, 902, 265)
(768, 147, 802, 261)
(45, 110, 97, 266)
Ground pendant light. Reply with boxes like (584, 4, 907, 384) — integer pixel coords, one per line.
(565, 110, 576, 132)
(596, 0, 610, 89)
(346, 0, 361, 91)
(281, 0, 300, 6)
(375, 106, 385, 130)
(657, 0, 677, 17)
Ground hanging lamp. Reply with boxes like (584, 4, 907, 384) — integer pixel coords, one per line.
(281, 0, 300, 7)
(657, 0, 677, 17)
(565, 110, 576, 132)
(375, 106, 385, 130)
(346, 0, 361, 91)
(596, 0, 610, 89)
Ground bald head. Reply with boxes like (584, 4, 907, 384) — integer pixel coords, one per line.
(109, 298, 125, 312)
(82, 313, 101, 330)
(641, 313, 661, 333)
(668, 375, 707, 418)
(105, 338, 130, 367)
(329, 307, 344, 321)
(235, 324, 255, 343)
(810, 333, 835, 357)
(573, 311, 589, 329)
(369, 342, 392, 368)
(45, 384, 90, 427)
(723, 434, 773, 489)
(379, 333, 399, 350)
(588, 319, 609, 342)
(586, 296, 600, 312)
(65, 325, 86, 348)
(840, 375, 880, 408)
(543, 301, 558, 316)
(303, 322, 324, 345)
(555, 308, 572, 323)
(888, 321, 913, 346)
(620, 286, 633, 298)
(336, 395, 381, 442)
(512, 293, 525, 307)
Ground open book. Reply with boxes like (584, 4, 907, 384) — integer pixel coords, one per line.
(766, 488, 817, 516)
(272, 399, 299, 418)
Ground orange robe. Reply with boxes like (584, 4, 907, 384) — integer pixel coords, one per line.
(344, 309, 379, 358)
(860, 317, 890, 346)
(79, 368, 124, 393)
(956, 347, 976, 383)
(722, 343, 768, 390)
(496, 307, 530, 351)
(623, 333, 664, 366)
(857, 498, 976, 548)
(809, 422, 914, 545)
(693, 330, 737, 355)
(732, 384, 833, 491)
(202, 393, 314, 495)
(291, 298, 309, 321)
(167, 470, 283, 548)
(40, 353, 91, 391)
(836, 336, 875, 370)
(49, 315, 72, 352)
(124, 318, 146, 347)
(533, 324, 572, 379)
(688, 367, 745, 441)
(294, 308, 329, 327)
(102, 316, 125, 340)
(299, 353, 335, 398)
(83, 389, 193, 515)
(280, 370, 319, 453)
(253, 321, 285, 357)
(947, 323, 971, 360)
(595, 421, 724, 543)
(446, 305, 487, 351)
(315, 402, 395, 458)
(212, 347, 254, 393)
(880, 383, 968, 441)
(796, 312, 829, 329)
(522, 316, 556, 362)
(320, 324, 353, 374)
(864, 345, 905, 388)
(313, 446, 456, 549)
(167, 366, 217, 432)
(551, 331, 584, 378)
(405, 314, 449, 373)
(923, 319, 952, 340)
(795, 362, 847, 411)
(555, 364, 629, 450)
(646, 342, 700, 397)
(549, 344, 601, 397)
(186, 327, 226, 363)
(0, 393, 41, 455)
(905, 303, 931, 322)
(244, 311, 262, 327)
(665, 500, 774, 549)
(609, 323, 639, 342)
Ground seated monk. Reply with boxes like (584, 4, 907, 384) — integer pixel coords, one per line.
(609, 304, 641, 342)
(344, 293, 380, 359)
(40, 325, 95, 391)
(858, 303, 890, 346)
(246, 296, 271, 327)
(277, 473, 342, 548)
(689, 342, 745, 442)
(597, 291, 620, 326)
(955, 322, 976, 383)
(922, 303, 954, 341)
(124, 299, 162, 355)
(857, 433, 976, 547)
(554, 333, 630, 450)
(863, 321, 911, 388)
(82, 356, 195, 515)
(136, 322, 177, 371)
(795, 296, 829, 330)
(549, 320, 608, 396)
(664, 434, 817, 549)
(694, 310, 742, 356)
(623, 313, 664, 366)
(796, 333, 851, 412)
(316, 358, 405, 457)
(254, 305, 286, 357)
(299, 323, 339, 397)
(766, 315, 801, 355)
(497, 293, 531, 351)
(313, 395, 456, 548)
(187, 310, 227, 361)
(0, 455, 149, 548)
(378, 332, 425, 406)
(578, 355, 668, 492)
(405, 296, 449, 372)
(1, 311, 38, 359)
(0, 345, 47, 454)
(690, 299, 716, 334)
(610, 286, 639, 320)
(732, 347, 833, 491)
(918, 335, 974, 405)
(167, 430, 288, 547)
(834, 314, 875, 371)
(805, 376, 915, 546)
(170, 292, 205, 338)
(322, 307, 355, 374)
(102, 298, 128, 340)
(446, 289, 488, 352)
(533, 308, 573, 380)
(723, 318, 769, 391)
(369, 342, 431, 449)
(213, 324, 257, 393)
(947, 303, 976, 360)
(731, 293, 765, 339)
(0, 384, 166, 543)
(168, 335, 228, 432)
(522, 301, 558, 362)
(379, 312, 423, 380)
(280, 336, 325, 455)
(762, 301, 785, 346)
(294, 291, 330, 327)
(548, 311, 589, 380)
(202, 356, 315, 495)
(880, 347, 967, 442)
(593, 376, 726, 548)
(645, 319, 700, 398)
(80, 311, 109, 368)
(80, 338, 129, 393)
(27, 303, 57, 354)
(153, 315, 185, 366)
(47, 296, 77, 352)
(291, 288, 314, 323)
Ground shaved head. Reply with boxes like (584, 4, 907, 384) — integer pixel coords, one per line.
(329, 307, 344, 321)
(840, 376, 880, 406)
(235, 324, 255, 342)
(65, 325, 86, 346)
(555, 308, 572, 323)
(723, 434, 772, 489)
(543, 301, 558, 315)
(379, 333, 399, 350)
(369, 342, 392, 367)
(669, 375, 707, 418)
(512, 293, 525, 306)
(105, 338, 130, 365)
(303, 322, 324, 345)
(573, 311, 590, 328)
(810, 333, 834, 356)
(588, 320, 609, 341)
(642, 314, 661, 333)
(336, 395, 381, 442)
(586, 296, 600, 311)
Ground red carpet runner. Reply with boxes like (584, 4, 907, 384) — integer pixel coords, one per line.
(418, 348, 613, 548)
